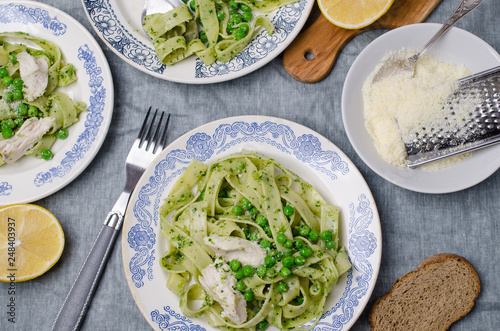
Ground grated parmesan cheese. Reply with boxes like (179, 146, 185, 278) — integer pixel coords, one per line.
(362, 49, 475, 170)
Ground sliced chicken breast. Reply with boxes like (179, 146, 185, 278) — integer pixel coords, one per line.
(204, 234, 266, 268)
(198, 260, 247, 324)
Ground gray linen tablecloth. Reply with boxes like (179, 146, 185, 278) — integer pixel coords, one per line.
(2, 0, 500, 330)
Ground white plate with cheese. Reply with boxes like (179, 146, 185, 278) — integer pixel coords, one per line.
(342, 23, 500, 194)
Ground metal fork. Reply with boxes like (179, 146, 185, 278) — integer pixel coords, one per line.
(52, 108, 171, 331)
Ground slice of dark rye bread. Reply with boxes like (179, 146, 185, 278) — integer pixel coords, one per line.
(369, 254, 480, 331)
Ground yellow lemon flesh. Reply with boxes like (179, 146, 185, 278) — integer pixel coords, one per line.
(318, 0, 395, 29)
(0, 204, 64, 282)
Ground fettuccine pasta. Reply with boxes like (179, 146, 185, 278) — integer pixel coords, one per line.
(143, 0, 296, 65)
(160, 151, 351, 331)
(0, 32, 85, 165)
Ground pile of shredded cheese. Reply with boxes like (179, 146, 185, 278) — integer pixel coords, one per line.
(362, 49, 474, 169)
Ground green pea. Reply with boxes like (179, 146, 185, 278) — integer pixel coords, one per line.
(232, 22, 244, 34)
(256, 215, 267, 227)
(279, 267, 291, 278)
(1, 119, 15, 130)
(189, 0, 196, 11)
(282, 256, 294, 268)
(293, 238, 304, 250)
(267, 268, 277, 278)
(0, 68, 8, 78)
(16, 103, 28, 116)
(12, 89, 23, 100)
(276, 233, 287, 244)
(2, 127, 13, 139)
(242, 265, 254, 277)
(294, 295, 304, 305)
(244, 290, 254, 301)
(232, 205, 243, 216)
(240, 3, 251, 12)
(41, 149, 53, 161)
(309, 230, 319, 242)
(236, 161, 245, 170)
(226, 23, 233, 34)
(284, 248, 293, 257)
(325, 240, 336, 250)
(3, 91, 13, 102)
(230, 259, 241, 271)
(229, 0, 238, 9)
(232, 13, 242, 21)
(294, 255, 305, 266)
(274, 251, 283, 260)
(2, 76, 13, 86)
(248, 232, 259, 241)
(14, 118, 24, 127)
(199, 30, 208, 43)
(199, 190, 205, 200)
(283, 205, 294, 216)
(217, 11, 224, 21)
(256, 320, 269, 331)
(256, 265, 267, 277)
(284, 239, 293, 249)
(260, 240, 271, 249)
(235, 269, 245, 280)
(241, 198, 252, 210)
(239, 24, 249, 36)
(264, 255, 276, 267)
(249, 206, 258, 219)
(300, 246, 313, 258)
(28, 106, 39, 117)
(242, 11, 252, 22)
(277, 281, 288, 293)
(229, 8, 237, 15)
(236, 280, 246, 291)
(263, 225, 272, 237)
(12, 78, 23, 89)
(9, 54, 17, 63)
(321, 230, 334, 242)
(298, 225, 310, 237)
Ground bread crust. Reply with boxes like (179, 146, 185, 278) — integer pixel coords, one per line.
(369, 254, 480, 331)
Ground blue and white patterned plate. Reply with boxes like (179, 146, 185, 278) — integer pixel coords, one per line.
(122, 116, 382, 330)
(0, 1, 113, 205)
(81, 0, 313, 83)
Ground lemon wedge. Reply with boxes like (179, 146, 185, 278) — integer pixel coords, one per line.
(318, 0, 395, 29)
(0, 204, 64, 282)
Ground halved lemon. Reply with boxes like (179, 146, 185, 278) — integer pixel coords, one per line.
(318, 0, 395, 29)
(0, 204, 65, 282)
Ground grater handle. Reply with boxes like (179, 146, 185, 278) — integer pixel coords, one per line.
(416, 0, 484, 58)
(459, 66, 500, 85)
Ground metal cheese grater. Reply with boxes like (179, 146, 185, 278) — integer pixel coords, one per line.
(404, 66, 500, 168)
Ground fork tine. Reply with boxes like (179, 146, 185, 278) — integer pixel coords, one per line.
(137, 107, 153, 143)
(156, 113, 171, 152)
(143, 109, 159, 149)
(150, 111, 165, 153)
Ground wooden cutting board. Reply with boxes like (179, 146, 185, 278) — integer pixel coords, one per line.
(282, 0, 443, 83)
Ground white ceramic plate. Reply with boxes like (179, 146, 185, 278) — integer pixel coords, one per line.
(342, 23, 500, 194)
(0, 1, 113, 205)
(81, 0, 313, 84)
(122, 116, 381, 331)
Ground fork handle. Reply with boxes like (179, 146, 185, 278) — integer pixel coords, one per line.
(52, 211, 122, 331)
(416, 0, 484, 58)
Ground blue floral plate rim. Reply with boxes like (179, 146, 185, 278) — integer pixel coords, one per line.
(122, 115, 382, 330)
(0, 1, 114, 205)
(80, 0, 314, 83)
